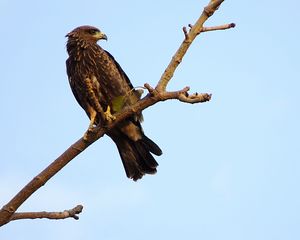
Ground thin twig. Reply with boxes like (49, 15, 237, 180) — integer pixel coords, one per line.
(178, 92, 212, 104)
(10, 205, 83, 221)
(201, 23, 235, 33)
(182, 26, 189, 40)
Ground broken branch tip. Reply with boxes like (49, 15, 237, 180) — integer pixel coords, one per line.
(230, 23, 236, 28)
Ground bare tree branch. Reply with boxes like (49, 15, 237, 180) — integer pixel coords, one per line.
(0, 0, 234, 226)
(10, 205, 83, 221)
(0, 139, 88, 226)
(201, 23, 236, 32)
(155, 0, 226, 92)
(187, 23, 235, 33)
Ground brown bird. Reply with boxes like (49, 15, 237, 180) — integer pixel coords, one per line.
(65, 25, 162, 181)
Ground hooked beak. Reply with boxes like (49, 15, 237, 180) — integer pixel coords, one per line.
(97, 32, 108, 41)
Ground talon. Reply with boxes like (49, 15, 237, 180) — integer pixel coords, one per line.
(104, 105, 116, 121)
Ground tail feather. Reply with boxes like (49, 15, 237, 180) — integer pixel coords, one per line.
(141, 135, 163, 156)
(109, 132, 161, 181)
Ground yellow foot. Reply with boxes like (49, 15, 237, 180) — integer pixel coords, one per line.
(104, 105, 116, 122)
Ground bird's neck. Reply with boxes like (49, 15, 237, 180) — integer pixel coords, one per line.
(66, 39, 101, 61)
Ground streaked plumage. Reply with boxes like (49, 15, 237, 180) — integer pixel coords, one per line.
(65, 25, 162, 180)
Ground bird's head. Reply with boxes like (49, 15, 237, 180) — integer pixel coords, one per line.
(66, 25, 108, 43)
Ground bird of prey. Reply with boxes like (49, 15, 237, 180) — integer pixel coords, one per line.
(65, 25, 162, 181)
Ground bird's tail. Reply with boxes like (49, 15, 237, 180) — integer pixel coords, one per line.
(109, 132, 162, 181)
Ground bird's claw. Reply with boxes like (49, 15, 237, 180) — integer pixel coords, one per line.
(104, 105, 116, 122)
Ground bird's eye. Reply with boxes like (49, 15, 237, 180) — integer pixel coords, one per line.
(88, 29, 98, 35)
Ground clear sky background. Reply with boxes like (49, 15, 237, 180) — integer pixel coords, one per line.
(1, 0, 299, 239)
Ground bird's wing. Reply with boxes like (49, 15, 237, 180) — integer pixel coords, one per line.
(104, 50, 135, 90)
(66, 58, 88, 111)
(103, 50, 143, 117)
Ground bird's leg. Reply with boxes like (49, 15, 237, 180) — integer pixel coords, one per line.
(104, 105, 116, 122)
(88, 110, 97, 129)
(83, 107, 97, 141)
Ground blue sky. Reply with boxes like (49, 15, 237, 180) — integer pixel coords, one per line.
(1, 0, 299, 239)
